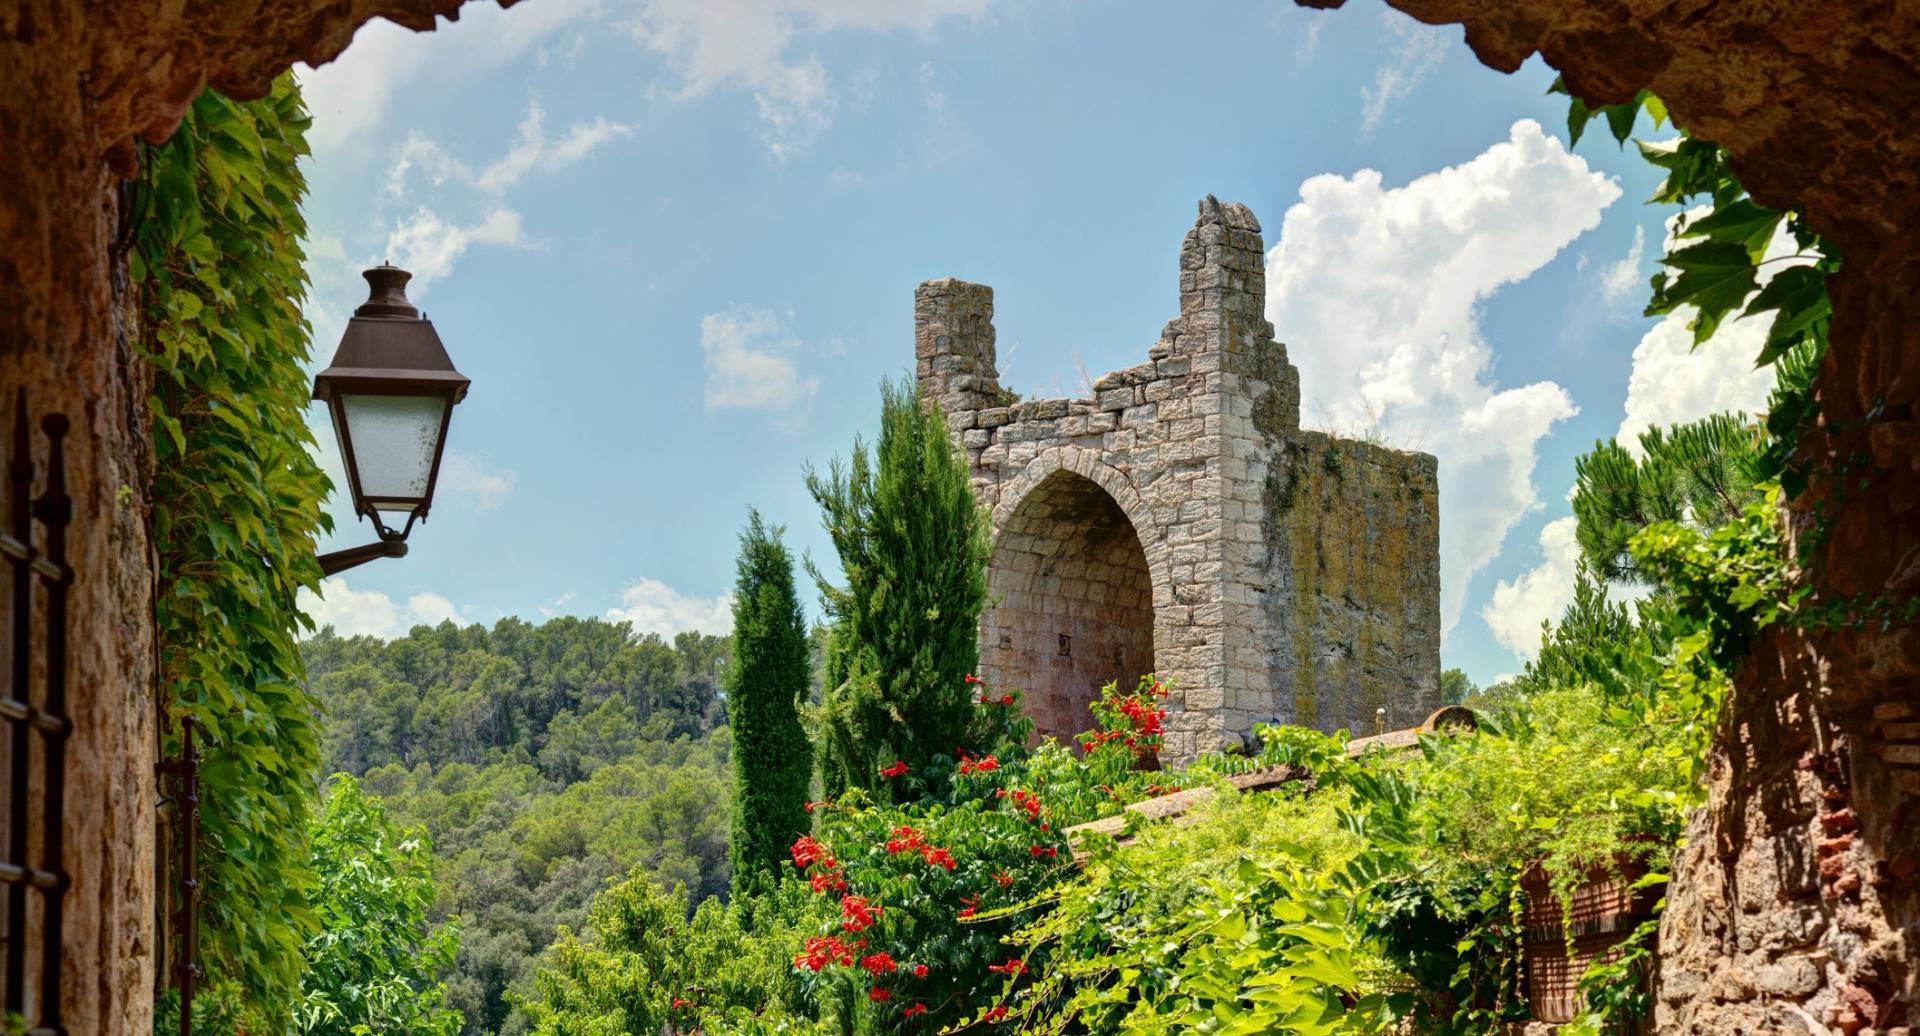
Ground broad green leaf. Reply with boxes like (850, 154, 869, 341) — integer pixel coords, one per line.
(1649, 240, 1759, 343)
(1742, 264, 1830, 368)
(1680, 198, 1784, 262)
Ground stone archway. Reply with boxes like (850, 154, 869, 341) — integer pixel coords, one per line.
(981, 466, 1157, 743)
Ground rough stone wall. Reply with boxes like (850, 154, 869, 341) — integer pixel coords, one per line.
(1304, 2, 1920, 1031)
(917, 198, 1441, 762)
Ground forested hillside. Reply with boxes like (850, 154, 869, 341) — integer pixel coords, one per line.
(301, 618, 738, 1035)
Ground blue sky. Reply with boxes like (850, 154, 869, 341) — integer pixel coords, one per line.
(294, 0, 1782, 687)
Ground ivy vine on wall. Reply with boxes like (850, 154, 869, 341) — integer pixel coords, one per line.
(133, 75, 333, 1026)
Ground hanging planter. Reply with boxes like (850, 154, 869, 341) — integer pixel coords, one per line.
(1520, 854, 1662, 1024)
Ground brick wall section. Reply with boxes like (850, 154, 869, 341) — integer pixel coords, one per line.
(916, 197, 1441, 763)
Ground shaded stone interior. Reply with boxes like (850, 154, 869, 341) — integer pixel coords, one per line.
(982, 470, 1156, 741)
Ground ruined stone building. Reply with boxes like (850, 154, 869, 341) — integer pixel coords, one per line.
(916, 197, 1442, 762)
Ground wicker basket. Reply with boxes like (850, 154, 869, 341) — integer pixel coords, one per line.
(1519, 856, 1660, 1024)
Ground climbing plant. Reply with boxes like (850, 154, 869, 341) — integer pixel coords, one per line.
(135, 76, 332, 1025)
(1554, 81, 1841, 499)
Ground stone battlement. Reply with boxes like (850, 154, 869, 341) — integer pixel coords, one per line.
(916, 197, 1441, 763)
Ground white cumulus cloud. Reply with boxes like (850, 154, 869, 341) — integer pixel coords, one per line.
(1265, 118, 1621, 640)
(1615, 210, 1814, 452)
(699, 306, 820, 428)
(624, 0, 990, 159)
(1483, 513, 1653, 663)
(1598, 224, 1646, 304)
(1481, 516, 1579, 661)
(607, 578, 734, 638)
(478, 104, 635, 192)
(1484, 205, 1822, 668)
(371, 97, 633, 296)
(299, 578, 462, 640)
(389, 101, 635, 197)
(297, 0, 602, 152)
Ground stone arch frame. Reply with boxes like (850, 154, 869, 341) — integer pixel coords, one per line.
(988, 446, 1170, 602)
(981, 446, 1182, 741)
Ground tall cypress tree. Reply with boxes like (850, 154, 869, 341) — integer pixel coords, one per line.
(805, 378, 993, 798)
(725, 510, 813, 895)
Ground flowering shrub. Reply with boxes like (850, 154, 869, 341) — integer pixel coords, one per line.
(781, 759, 1072, 1031)
(1080, 674, 1169, 761)
(757, 673, 1203, 1031)
(1019, 675, 1184, 829)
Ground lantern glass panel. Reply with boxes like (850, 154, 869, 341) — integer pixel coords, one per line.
(341, 393, 446, 504)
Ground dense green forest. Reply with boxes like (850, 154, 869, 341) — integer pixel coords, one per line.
(301, 619, 740, 1035)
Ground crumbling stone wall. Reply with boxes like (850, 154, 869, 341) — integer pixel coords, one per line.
(917, 198, 1441, 761)
(1269, 431, 1441, 734)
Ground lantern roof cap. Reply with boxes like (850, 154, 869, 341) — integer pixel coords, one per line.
(313, 265, 470, 404)
(355, 264, 420, 318)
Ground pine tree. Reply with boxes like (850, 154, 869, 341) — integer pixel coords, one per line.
(805, 378, 993, 798)
(725, 510, 813, 895)
(1571, 412, 1763, 584)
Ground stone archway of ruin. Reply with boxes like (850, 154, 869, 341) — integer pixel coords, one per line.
(983, 447, 1170, 742)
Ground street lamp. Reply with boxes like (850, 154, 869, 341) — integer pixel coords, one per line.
(312, 264, 470, 576)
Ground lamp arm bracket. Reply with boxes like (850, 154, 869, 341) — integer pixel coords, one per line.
(317, 537, 409, 577)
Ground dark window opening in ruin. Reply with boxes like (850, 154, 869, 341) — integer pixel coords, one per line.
(982, 470, 1155, 744)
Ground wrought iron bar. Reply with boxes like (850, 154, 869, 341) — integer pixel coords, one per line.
(0, 391, 73, 1036)
(170, 717, 199, 1036)
(35, 414, 69, 1035)
(3, 390, 31, 1020)
(316, 535, 408, 576)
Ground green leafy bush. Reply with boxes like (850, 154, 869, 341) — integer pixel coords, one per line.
(524, 874, 830, 1035)
(1007, 787, 1394, 1035)
(1391, 685, 1690, 906)
(296, 776, 462, 1036)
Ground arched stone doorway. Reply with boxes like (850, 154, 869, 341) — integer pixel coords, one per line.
(980, 468, 1157, 742)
